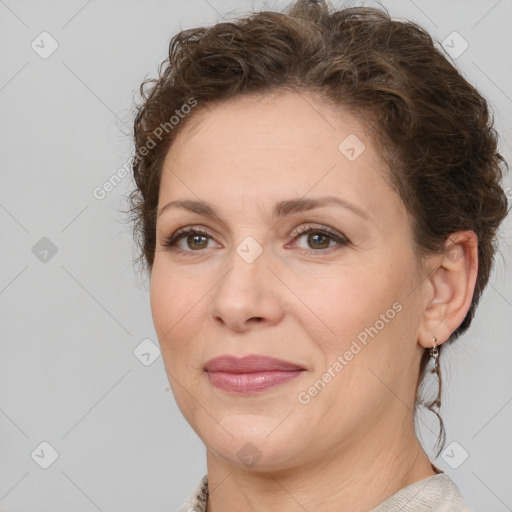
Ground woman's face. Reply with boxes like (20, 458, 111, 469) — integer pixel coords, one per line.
(151, 91, 429, 471)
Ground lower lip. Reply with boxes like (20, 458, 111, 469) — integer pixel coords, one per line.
(207, 370, 304, 393)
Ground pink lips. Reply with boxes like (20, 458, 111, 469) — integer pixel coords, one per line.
(204, 355, 305, 393)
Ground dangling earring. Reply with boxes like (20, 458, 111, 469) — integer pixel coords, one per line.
(430, 336, 439, 373)
(427, 335, 445, 457)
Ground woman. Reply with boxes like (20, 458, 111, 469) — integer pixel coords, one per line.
(126, 0, 509, 510)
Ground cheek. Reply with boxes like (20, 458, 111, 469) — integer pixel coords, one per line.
(286, 261, 396, 347)
(294, 262, 414, 393)
(150, 265, 201, 351)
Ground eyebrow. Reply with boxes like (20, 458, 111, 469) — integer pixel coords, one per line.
(158, 195, 369, 221)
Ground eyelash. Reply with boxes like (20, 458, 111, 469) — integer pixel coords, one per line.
(161, 224, 349, 256)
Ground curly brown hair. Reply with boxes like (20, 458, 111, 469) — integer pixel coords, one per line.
(125, 0, 509, 457)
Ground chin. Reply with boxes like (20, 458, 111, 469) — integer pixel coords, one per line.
(196, 413, 307, 472)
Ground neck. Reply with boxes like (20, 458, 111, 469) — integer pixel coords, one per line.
(205, 416, 437, 512)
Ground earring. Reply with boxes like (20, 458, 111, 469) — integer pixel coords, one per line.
(428, 335, 445, 456)
(430, 336, 439, 373)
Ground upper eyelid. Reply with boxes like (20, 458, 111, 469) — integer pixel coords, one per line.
(291, 224, 343, 237)
(169, 223, 343, 238)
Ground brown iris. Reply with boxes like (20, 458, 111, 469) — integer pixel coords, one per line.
(307, 232, 330, 249)
(187, 234, 209, 250)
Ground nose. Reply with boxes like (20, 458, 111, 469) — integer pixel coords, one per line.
(208, 244, 285, 332)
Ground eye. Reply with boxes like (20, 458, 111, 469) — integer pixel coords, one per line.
(288, 224, 349, 253)
(161, 223, 349, 256)
(162, 226, 219, 254)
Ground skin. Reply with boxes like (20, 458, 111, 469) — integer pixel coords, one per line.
(150, 90, 478, 511)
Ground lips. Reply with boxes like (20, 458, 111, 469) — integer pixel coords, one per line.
(204, 354, 304, 373)
(204, 354, 305, 393)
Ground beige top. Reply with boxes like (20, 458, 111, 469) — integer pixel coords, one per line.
(177, 469, 473, 512)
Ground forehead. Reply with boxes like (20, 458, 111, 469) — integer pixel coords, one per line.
(165, 90, 375, 165)
(158, 90, 399, 221)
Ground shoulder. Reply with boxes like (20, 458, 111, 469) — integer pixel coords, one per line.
(176, 472, 474, 512)
(176, 474, 208, 512)
(371, 473, 474, 512)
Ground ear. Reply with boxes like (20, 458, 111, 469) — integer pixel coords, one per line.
(417, 230, 479, 348)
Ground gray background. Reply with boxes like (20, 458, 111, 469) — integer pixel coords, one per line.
(0, 0, 511, 510)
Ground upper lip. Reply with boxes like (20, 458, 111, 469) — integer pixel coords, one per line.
(204, 355, 305, 373)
